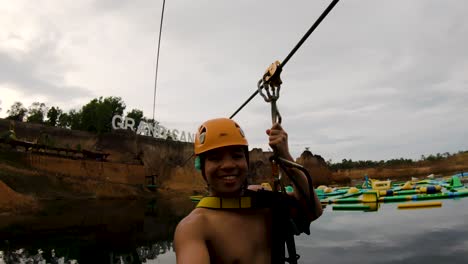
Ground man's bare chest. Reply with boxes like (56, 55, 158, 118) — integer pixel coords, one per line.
(205, 209, 271, 262)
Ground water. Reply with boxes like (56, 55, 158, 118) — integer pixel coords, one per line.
(1, 198, 467, 263)
(0, 199, 182, 264)
(297, 199, 468, 263)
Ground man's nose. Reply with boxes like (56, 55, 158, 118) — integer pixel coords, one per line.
(220, 156, 236, 169)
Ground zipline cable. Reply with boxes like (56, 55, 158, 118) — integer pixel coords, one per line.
(186, 0, 340, 167)
(236, 2, 340, 260)
(152, 0, 166, 121)
(229, 0, 340, 119)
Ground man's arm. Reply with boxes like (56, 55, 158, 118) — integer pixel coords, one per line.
(282, 166, 323, 221)
(266, 123, 323, 221)
(174, 214, 210, 264)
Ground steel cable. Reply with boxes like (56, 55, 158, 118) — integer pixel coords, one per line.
(230, 0, 340, 119)
(152, 0, 166, 121)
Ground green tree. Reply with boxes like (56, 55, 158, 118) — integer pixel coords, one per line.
(46, 106, 62, 126)
(80, 99, 100, 132)
(56, 110, 81, 129)
(80, 96, 126, 133)
(6, 101, 27, 122)
(27, 102, 48, 123)
(57, 112, 70, 128)
(426, 154, 436, 162)
(68, 109, 82, 130)
(126, 109, 144, 127)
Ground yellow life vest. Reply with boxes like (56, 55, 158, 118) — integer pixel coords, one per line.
(196, 196, 253, 209)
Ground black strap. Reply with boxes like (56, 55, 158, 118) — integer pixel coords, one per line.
(284, 223, 300, 264)
(266, 191, 302, 264)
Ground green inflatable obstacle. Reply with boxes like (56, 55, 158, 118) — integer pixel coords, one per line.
(448, 176, 464, 190)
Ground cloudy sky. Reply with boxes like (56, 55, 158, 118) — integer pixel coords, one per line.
(1, 0, 467, 162)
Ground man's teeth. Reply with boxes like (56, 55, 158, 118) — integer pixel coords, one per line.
(222, 176, 236, 180)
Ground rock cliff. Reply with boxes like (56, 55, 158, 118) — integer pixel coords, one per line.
(295, 150, 332, 186)
(0, 118, 331, 198)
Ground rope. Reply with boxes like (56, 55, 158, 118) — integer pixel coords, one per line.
(281, 0, 340, 69)
(230, 0, 340, 119)
(152, 0, 166, 121)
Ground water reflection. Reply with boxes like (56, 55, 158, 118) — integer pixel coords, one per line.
(1, 248, 78, 264)
(0, 197, 193, 264)
(136, 241, 173, 263)
(1, 197, 467, 263)
(0, 241, 174, 264)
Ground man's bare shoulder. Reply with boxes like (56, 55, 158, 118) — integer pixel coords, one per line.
(174, 209, 212, 263)
(175, 208, 211, 235)
(174, 209, 210, 249)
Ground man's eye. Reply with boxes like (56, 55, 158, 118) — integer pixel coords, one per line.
(232, 153, 245, 159)
(206, 156, 221, 162)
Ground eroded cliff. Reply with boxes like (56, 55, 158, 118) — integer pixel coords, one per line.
(0, 118, 331, 208)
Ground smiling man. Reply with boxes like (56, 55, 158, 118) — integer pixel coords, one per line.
(174, 118, 323, 264)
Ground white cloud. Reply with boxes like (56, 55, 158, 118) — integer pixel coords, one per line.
(1, 0, 467, 161)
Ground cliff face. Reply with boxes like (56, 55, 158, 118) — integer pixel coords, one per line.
(0, 119, 331, 196)
(331, 152, 468, 184)
(248, 149, 332, 187)
(248, 148, 275, 184)
(295, 150, 332, 186)
(0, 119, 202, 195)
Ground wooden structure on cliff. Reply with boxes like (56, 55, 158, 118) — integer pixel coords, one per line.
(0, 137, 110, 161)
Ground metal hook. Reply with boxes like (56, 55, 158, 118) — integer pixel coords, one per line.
(258, 61, 283, 124)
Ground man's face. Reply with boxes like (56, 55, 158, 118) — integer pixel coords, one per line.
(203, 145, 248, 197)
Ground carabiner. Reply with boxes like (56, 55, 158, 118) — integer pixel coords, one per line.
(258, 60, 283, 124)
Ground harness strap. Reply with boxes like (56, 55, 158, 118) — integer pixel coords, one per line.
(196, 196, 252, 209)
(196, 191, 307, 264)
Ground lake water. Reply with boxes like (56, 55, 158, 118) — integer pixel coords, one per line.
(1, 198, 467, 263)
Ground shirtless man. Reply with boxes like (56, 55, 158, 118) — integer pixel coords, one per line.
(174, 118, 323, 263)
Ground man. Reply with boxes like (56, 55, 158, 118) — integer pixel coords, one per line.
(174, 118, 323, 263)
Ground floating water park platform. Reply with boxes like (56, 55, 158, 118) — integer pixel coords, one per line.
(189, 174, 467, 212)
(320, 174, 468, 211)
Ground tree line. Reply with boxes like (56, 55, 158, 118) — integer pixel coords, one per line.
(2, 98, 466, 168)
(326, 151, 467, 171)
(1, 97, 148, 134)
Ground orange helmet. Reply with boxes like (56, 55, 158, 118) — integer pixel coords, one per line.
(194, 118, 248, 155)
